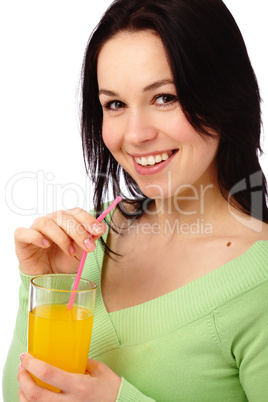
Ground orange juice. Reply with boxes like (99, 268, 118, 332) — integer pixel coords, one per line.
(28, 303, 94, 392)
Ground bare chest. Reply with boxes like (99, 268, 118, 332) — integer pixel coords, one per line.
(101, 233, 245, 312)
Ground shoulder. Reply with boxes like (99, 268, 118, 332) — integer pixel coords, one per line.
(235, 219, 268, 259)
(225, 206, 268, 244)
(243, 220, 268, 244)
(213, 278, 268, 358)
(259, 221, 268, 239)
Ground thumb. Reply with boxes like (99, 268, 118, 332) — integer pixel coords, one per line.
(86, 358, 100, 376)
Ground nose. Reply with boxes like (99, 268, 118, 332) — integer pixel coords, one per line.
(124, 109, 158, 145)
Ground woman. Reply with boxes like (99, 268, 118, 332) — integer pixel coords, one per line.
(3, 0, 268, 400)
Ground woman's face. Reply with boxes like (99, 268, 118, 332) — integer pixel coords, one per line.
(97, 30, 219, 199)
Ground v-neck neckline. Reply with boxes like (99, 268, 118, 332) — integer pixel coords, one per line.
(83, 210, 268, 355)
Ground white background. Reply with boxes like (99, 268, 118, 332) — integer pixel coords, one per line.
(0, 0, 267, 395)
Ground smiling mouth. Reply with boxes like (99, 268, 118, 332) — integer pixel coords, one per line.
(134, 150, 177, 167)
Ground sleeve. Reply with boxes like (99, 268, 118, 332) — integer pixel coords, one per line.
(116, 378, 156, 402)
(2, 269, 34, 402)
(214, 280, 268, 401)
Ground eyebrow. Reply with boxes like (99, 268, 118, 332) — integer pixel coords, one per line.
(98, 79, 174, 97)
(143, 79, 174, 92)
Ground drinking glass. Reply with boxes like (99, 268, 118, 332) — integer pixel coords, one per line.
(28, 274, 97, 392)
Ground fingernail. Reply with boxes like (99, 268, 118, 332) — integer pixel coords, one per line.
(91, 222, 107, 235)
(68, 245, 76, 256)
(18, 363, 22, 371)
(19, 353, 25, 361)
(42, 238, 50, 248)
(84, 238, 96, 251)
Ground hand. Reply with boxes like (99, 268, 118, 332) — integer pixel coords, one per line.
(15, 208, 107, 276)
(18, 353, 121, 401)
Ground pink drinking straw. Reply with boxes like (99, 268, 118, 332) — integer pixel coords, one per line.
(68, 196, 122, 310)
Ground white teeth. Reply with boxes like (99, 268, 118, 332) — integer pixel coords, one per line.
(162, 152, 169, 161)
(141, 157, 147, 166)
(147, 156, 155, 166)
(135, 152, 174, 167)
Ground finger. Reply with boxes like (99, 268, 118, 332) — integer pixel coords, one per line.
(86, 358, 100, 375)
(86, 358, 107, 377)
(18, 388, 28, 402)
(18, 364, 60, 402)
(46, 209, 106, 253)
(49, 210, 98, 252)
(67, 208, 107, 238)
(15, 227, 51, 250)
(21, 353, 77, 394)
(31, 215, 80, 256)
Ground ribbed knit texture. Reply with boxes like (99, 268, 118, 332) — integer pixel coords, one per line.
(3, 216, 268, 401)
(82, 239, 268, 401)
(108, 241, 268, 345)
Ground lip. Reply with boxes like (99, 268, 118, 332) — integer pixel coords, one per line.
(132, 149, 178, 176)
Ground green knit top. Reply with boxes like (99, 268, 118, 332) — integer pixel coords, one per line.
(3, 233, 268, 401)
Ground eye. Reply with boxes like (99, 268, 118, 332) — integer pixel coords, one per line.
(103, 100, 126, 111)
(154, 93, 177, 107)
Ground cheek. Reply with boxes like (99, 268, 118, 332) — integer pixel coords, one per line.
(173, 115, 199, 143)
(161, 111, 198, 145)
(192, 138, 219, 174)
(102, 121, 121, 153)
(174, 116, 219, 155)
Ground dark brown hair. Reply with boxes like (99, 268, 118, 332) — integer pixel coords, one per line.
(81, 0, 268, 223)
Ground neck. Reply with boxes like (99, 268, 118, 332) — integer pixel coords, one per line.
(150, 182, 229, 237)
